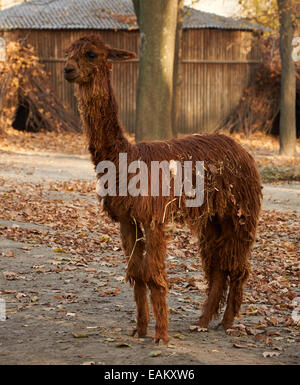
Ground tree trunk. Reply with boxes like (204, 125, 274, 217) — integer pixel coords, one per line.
(133, 0, 178, 141)
(277, 0, 297, 156)
(172, 0, 184, 137)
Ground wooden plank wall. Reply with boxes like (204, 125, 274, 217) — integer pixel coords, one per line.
(180, 29, 261, 133)
(6, 28, 261, 134)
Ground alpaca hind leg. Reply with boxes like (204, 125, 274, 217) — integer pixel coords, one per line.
(218, 216, 252, 330)
(197, 217, 228, 329)
(222, 268, 249, 330)
(133, 279, 149, 337)
(144, 224, 169, 344)
(197, 268, 228, 329)
(120, 219, 149, 337)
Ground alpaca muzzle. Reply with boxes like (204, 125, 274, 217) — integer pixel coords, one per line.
(64, 64, 78, 82)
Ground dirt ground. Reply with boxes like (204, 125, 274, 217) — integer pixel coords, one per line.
(0, 131, 299, 365)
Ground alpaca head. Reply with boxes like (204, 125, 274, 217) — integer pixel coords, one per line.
(64, 35, 136, 85)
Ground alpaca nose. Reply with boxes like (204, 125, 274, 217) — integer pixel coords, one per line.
(64, 65, 75, 74)
(64, 64, 78, 82)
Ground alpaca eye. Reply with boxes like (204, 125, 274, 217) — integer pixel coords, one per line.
(85, 51, 98, 60)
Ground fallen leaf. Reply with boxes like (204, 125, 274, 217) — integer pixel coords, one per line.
(104, 338, 115, 342)
(5, 308, 18, 313)
(267, 331, 281, 337)
(233, 343, 248, 349)
(265, 337, 273, 346)
(173, 333, 184, 339)
(256, 322, 267, 329)
(148, 350, 162, 357)
(263, 351, 280, 358)
(246, 327, 264, 336)
(72, 332, 89, 338)
(189, 325, 208, 332)
(169, 308, 181, 314)
(267, 317, 279, 326)
(1, 289, 17, 294)
(3, 271, 17, 280)
(226, 328, 242, 336)
(16, 292, 27, 301)
(115, 342, 131, 348)
(53, 247, 67, 253)
(99, 236, 110, 242)
(103, 288, 120, 296)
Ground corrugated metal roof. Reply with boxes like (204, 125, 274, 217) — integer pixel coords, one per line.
(0, 0, 266, 31)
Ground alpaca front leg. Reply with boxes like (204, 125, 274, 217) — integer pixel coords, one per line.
(120, 219, 149, 337)
(148, 279, 169, 344)
(144, 224, 169, 344)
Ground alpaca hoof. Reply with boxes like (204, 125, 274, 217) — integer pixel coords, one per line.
(131, 327, 147, 338)
(154, 337, 169, 345)
(214, 322, 235, 333)
(154, 333, 169, 345)
(225, 328, 237, 336)
(193, 317, 209, 330)
(221, 320, 234, 332)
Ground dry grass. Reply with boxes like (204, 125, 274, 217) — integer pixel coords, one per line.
(229, 131, 300, 166)
(230, 131, 300, 182)
(0, 127, 88, 155)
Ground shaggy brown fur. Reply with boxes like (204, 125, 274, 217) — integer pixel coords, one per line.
(64, 35, 262, 344)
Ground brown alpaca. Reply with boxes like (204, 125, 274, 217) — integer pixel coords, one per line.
(64, 35, 262, 344)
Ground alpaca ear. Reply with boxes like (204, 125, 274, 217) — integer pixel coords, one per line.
(107, 48, 136, 62)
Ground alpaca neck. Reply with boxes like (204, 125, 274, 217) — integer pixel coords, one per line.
(76, 66, 131, 166)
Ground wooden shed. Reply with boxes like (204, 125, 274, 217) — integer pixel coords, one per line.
(0, 0, 265, 134)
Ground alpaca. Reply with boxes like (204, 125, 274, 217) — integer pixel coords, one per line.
(64, 35, 262, 344)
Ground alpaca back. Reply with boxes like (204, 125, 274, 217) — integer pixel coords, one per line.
(102, 133, 262, 236)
